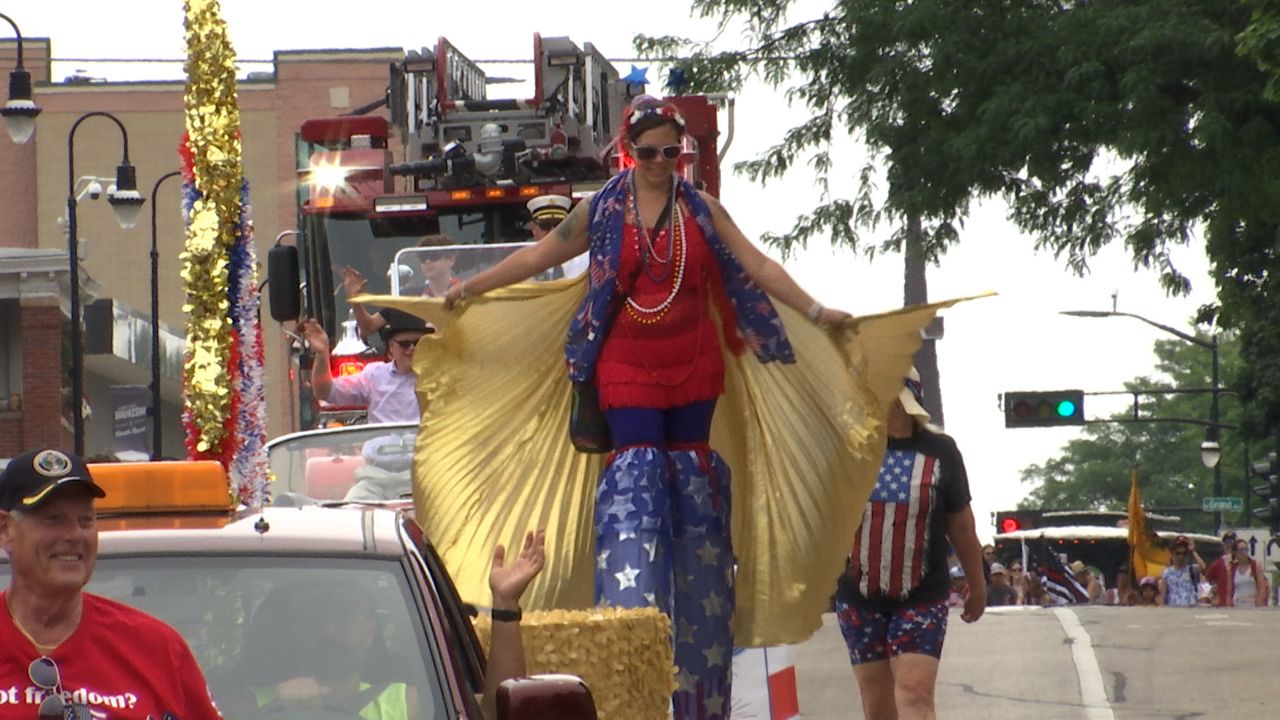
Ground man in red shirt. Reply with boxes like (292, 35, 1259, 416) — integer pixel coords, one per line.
(0, 448, 222, 720)
(1202, 531, 1237, 606)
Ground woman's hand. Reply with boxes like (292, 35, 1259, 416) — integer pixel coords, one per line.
(962, 583, 986, 623)
(815, 306, 852, 327)
(442, 281, 466, 311)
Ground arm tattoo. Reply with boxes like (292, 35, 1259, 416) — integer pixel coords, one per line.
(552, 201, 589, 243)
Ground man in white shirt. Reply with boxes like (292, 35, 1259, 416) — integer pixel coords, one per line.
(302, 308, 428, 424)
(301, 309, 429, 501)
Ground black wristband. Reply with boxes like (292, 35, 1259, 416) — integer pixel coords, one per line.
(491, 607, 522, 623)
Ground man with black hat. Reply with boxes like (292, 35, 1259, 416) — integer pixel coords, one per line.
(301, 308, 428, 425)
(0, 448, 222, 719)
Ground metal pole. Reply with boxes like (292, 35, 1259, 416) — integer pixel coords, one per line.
(1244, 444, 1252, 523)
(149, 170, 182, 460)
(1211, 335, 1222, 535)
(66, 171, 82, 455)
(66, 111, 132, 456)
(0, 13, 24, 67)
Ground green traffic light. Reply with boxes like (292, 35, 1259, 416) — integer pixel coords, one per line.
(1055, 399, 1077, 417)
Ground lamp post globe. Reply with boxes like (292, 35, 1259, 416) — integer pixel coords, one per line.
(0, 12, 41, 145)
(1200, 440, 1222, 470)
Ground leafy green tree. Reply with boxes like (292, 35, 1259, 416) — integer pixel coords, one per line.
(639, 0, 1280, 437)
(1018, 335, 1266, 534)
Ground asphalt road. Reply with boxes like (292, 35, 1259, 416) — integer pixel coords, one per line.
(792, 605, 1280, 718)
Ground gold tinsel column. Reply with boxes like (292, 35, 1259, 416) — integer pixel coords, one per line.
(180, 0, 269, 503)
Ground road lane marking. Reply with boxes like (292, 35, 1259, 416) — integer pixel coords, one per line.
(1052, 608, 1116, 720)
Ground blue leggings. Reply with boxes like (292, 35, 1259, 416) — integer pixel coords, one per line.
(595, 399, 733, 719)
(603, 399, 717, 448)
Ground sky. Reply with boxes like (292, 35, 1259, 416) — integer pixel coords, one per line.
(10, 1, 1223, 540)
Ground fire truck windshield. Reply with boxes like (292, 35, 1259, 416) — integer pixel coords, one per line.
(310, 206, 583, 334)
(312, 206, 535, 328)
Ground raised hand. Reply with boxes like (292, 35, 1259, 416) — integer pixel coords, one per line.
(299, 319, 330, 355)
(341, 266, 369, 297)
(489, 529, 546, 609)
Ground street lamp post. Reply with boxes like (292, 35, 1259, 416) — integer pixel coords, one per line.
(149, 170, 182, 460)
(0, 12, 41, 144)
(67, 112, 145, 455)
(1062, 310, 1224, 533)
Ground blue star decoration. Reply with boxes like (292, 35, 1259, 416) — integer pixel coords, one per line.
(666, 66, 689, 94)
(624, 65, 649, 93)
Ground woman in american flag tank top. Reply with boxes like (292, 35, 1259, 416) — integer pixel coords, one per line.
(835, 367, 987, 720)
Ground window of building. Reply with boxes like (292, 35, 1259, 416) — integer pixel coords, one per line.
(0, 300, 16, 403)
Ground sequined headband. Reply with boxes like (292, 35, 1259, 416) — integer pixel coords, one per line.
(627, 100, 686, 131)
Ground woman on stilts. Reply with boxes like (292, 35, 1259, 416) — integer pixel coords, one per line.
(444, 95, 850, 718)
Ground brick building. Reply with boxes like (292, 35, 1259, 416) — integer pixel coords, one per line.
(0, 37, 399, 459)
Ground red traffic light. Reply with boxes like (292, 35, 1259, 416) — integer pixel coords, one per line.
(1000, 517, 1022, 534)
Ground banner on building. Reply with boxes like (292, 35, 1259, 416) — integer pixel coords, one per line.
(110, 384, 150, 459)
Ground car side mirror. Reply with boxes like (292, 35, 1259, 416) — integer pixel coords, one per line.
(267, 243, 302, 322)
(497, 674, 596, 720)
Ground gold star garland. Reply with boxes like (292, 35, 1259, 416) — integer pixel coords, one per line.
(181, 0, 242, 452)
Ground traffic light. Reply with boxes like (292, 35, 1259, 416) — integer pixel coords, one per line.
(1251, 452, 1280, 534)
(994, 511, 1041, 535)
(1003, 390, 1085, 428)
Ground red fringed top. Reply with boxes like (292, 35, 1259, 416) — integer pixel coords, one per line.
(595, 200, 730, 410)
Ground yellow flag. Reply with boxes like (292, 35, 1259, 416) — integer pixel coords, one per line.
(1128, 468, 1170, 582)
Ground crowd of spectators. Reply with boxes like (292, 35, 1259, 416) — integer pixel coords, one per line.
(947, 534, 1273, 609)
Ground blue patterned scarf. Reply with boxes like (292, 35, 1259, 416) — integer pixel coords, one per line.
(565, 170, 794, 383)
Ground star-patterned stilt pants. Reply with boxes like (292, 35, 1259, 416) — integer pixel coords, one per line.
(594, 445, 674, 612)
(593, 444, 734, 720)
(669, 446, 733, 720)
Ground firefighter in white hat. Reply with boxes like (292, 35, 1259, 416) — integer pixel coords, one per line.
(526, 194, 572, 240)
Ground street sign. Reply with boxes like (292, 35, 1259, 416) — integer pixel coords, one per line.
(1202, 497, 1244, 512)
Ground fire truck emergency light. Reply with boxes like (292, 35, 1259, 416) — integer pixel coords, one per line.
(307, 158, 350, 192)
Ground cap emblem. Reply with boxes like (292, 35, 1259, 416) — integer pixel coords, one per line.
(33, 450, 73, 478)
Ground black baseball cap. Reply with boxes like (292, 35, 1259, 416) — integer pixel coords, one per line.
(0, 449, 106, 511)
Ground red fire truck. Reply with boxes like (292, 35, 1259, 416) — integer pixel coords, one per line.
(267, 34, 730, 429)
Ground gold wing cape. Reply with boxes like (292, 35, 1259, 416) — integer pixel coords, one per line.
(366, 281, 987, 646)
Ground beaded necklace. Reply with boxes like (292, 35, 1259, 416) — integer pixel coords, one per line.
(624, 200, 687, 324)
(630, 174, 678, 278)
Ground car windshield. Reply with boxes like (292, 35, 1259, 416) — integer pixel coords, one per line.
(0, 556, 448, 719)
(267, 424, 419, 501)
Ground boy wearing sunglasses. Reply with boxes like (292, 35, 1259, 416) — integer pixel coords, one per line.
(0, 449, 222, 720)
